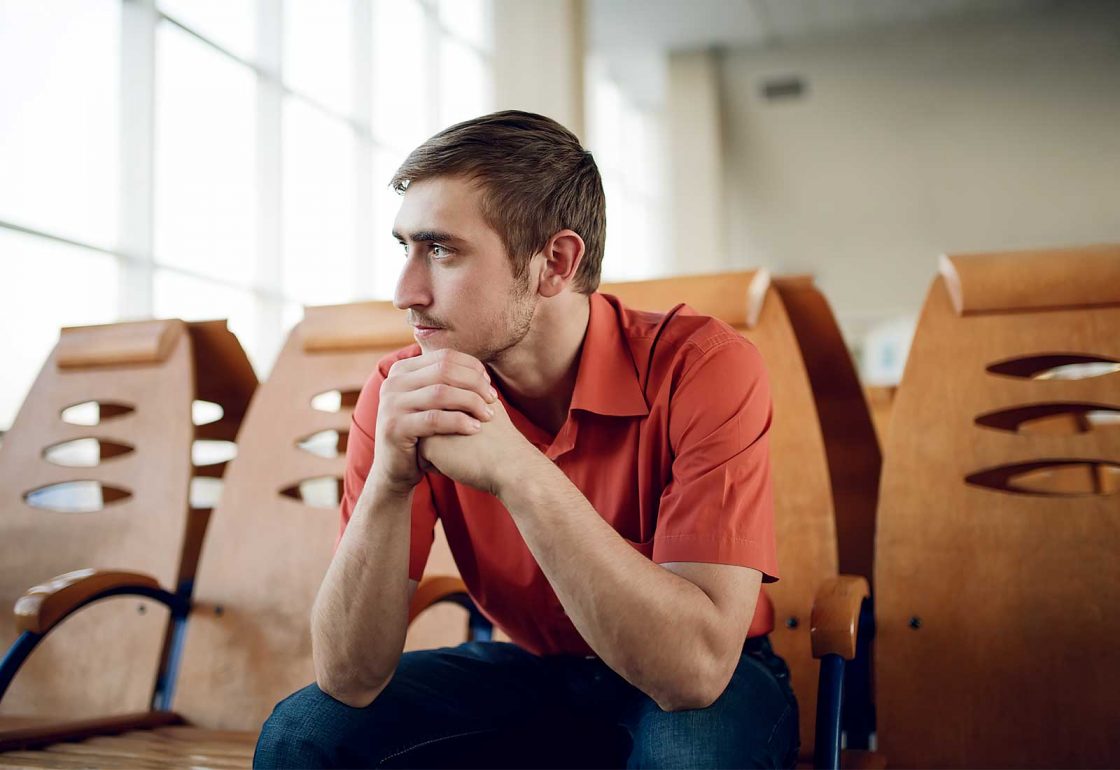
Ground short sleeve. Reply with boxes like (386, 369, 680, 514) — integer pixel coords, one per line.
(335, 356, 439, 582)
(651, 336, 779, 582)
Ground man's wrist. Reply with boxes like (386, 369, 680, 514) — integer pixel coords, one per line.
(363, 465, 418, 508)
(494, 443, 551, 509)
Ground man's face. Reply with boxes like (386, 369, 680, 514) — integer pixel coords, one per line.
(392, 175, 538, 362)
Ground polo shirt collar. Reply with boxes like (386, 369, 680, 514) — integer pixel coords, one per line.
(568, 292, 650, 418)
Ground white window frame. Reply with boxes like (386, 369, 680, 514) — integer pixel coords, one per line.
(0, 0, 494, 394)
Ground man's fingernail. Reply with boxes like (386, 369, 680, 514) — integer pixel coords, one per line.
(471, 419, 482, 430)
(486, 406, 495, 417)
(489, 387, 498, 401)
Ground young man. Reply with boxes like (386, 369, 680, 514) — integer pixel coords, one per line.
(255, 111, 798, 768)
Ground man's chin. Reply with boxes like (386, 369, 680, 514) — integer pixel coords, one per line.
(417, 337, 466, 356)
(418, 337, 493, 362)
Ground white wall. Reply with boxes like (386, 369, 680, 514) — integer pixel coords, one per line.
(716, 2, 1120, 341)
(667, 49, 725, 274)
(493, 0, 586, 139)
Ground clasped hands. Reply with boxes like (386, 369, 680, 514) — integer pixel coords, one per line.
(369, 348, 536, 499)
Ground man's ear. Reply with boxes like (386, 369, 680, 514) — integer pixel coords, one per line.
(537, 229, 585, 298)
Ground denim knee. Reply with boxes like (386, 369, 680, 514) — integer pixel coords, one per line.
(624, 651, 799, 769)
(254, 682, 354, 769)
(627, 700, 796, 770)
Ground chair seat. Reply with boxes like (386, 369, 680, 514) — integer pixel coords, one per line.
(0, 725, 255, 770)
(0, 721, 630, 770)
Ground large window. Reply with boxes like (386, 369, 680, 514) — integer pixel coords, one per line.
(588, 61, 667, 282)
(0, 0, 493, 430)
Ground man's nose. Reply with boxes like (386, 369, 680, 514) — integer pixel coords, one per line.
(393, 255, 432, 311)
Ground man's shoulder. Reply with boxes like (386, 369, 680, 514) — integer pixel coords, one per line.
(612, 295, 760, 375)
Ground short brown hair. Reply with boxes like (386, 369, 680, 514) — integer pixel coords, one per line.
(390, 110, 606, 293)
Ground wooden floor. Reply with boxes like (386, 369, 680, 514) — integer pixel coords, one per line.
(0, 726, 255, 770)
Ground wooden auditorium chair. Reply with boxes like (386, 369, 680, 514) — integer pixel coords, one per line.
(875, 244, 1120, 767)
(0, 302, 449, 768)
(0, 319, 256, 731)
(604, 271, 873, 770)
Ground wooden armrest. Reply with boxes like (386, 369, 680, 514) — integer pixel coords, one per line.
(408, 575, 470, 624)
(810, 574, 870, 660)
(14, 569, 163, 635)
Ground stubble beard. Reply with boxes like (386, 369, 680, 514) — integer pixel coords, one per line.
(474, 271, 538, 365)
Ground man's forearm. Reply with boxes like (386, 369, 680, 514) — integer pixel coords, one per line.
(497, 452, 728, 711)
(310, 481, 412, 707)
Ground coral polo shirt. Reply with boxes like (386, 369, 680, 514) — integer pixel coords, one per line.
(337, 291, 779, 657)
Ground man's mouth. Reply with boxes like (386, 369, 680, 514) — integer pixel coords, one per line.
(412, 325, 446, 339)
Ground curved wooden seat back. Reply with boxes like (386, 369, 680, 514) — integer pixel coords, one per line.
(602, 271, 838, 753)
(772, 275, 881, 584)
(170, 301, 456, 730)
(0, 319, 255, 721)
(875, 244, 1120, 768)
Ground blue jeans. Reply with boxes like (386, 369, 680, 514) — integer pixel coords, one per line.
(254, 636, 798, 769)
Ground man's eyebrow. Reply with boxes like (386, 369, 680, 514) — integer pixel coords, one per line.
(392, 229, 465, 245)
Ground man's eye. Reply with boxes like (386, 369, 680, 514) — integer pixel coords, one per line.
(431, 244, 449, 259)
(398, 242, 408, 256)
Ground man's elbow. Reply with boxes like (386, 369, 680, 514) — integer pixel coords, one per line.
(315, 669, 393, 709)
(653, 657, 731, 712)
(655, 686, 720, 713)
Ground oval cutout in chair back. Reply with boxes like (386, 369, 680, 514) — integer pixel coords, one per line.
(192, 400, 224, 426)
(24, 480, 133, 512)
(192, 439, 237, 467)
(975, 403, 1120, 435)
(60, 400, 135, 426)
(190, 477, 224, 509)
(310, 389, 361, 413)
(966, 460, 1120, 496)
(279, 476, 343, 508)
(296, 429, 349, 458)
(42, 437, 135, 467)
(986, 354, 1120, 381)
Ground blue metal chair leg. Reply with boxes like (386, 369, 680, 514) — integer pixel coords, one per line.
(814, 653, 846, 770)
(0, 631, 40, 702)
(468, 604, 494, 642)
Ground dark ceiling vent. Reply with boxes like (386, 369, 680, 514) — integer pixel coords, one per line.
(761, 76, 807, 102)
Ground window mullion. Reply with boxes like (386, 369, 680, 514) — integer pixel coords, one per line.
(354, 0, 374, 300)
(256, 0, 283, 369)
(426, 2, 441, 133)
(118, 0, 157, 320)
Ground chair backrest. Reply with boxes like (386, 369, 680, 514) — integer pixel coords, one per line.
(875, 244, 1120, 768)
(601, 271, 839, 754)
(170, 301, 463, 729)
(0, 319, 255, 720)
(772, 275, 881, 583)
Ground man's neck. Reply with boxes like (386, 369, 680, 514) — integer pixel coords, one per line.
(489, 293, 591, 436)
